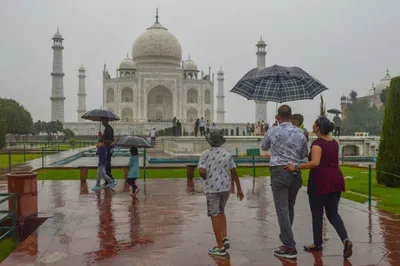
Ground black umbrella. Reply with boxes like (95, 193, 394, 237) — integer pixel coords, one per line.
(81, 109, 120, 133)
(327, 108, 342, 114)
(230, 65, 328, 103)
(81, 109, 120, 122)
(111, 135, 153, 148)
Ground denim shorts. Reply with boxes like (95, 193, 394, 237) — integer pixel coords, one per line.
(206, 191, 230, 217)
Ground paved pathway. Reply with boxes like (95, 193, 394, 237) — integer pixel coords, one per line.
(2, 178, 400, 265)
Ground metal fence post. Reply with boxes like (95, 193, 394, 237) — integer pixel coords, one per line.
(12, 194, 17, 241)
(8, 150, 11, 173)
(368, 164, 372, 208)
(341, 146, 344, 166)
(42, 147, 45, 169)
(143, 149, 147, 182)
(24, 144, 26, 162)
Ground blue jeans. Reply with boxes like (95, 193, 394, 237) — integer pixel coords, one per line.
(96, 165, 113, 186)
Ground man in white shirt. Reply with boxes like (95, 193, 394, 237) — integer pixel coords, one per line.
(150, 128, 157, 146)
(199, 117, 206, 136)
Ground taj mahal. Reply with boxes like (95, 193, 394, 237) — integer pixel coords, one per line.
(50, 11, 268, 136)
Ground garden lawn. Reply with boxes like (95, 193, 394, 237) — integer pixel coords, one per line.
(37, 166, 400, 214)
(0, 154, 42, 168)
(0, 239, 17, 263)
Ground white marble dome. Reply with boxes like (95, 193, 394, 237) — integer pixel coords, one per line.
(367, 70, 392, 96)
(132, 20, 182, 68)
(183, 59, 198, 71)
(119, 56, 136, 69)
(52, 29, 63, 40)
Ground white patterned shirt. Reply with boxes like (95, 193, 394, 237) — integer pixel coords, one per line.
(198, 147, 236, 193)
(261, 122, 308, 166)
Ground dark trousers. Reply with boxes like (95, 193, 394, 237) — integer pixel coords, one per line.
(151, 137, 156, 145)
(195, 129, 198, 136)
(105, 147, 114, 184)
(172, 126, 176, 136)
(200, 127, 205, 136)
(126, 178, 138, 193)
(334, 127, 341, 137)
(308, 192, 348, 246)
(270, 167, 302, 249)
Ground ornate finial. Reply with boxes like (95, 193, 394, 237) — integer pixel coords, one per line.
(57, 28, 59, 33)
(127, 52, 129, 58)
(372, 81, 375, 87)
(188, 54, 191, 60)
(260, 34, 263, 40)
(387, 68, 389, 75)
(156, 8, 159, 23)
(103, 63, 106, 71)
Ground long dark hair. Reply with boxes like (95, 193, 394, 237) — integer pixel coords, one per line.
(130, 147, 138, 156)
(315, 116, 334, 135)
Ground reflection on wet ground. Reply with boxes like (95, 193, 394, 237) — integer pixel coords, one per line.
(1, 178, 400, 265)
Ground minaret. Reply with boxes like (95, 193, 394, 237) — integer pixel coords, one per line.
(216, 67, 225, 123)
(77, 64, 87, 122)
(255, 35, 267, 123)
(50, 28, 65, 122)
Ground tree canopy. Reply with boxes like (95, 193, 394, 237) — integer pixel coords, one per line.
(0, 98, 33, 135)
(31, 120, 75, 142)
(341, 93, 383, 136)
(376, 77, 400, 187)
(380, 87, 389, 105)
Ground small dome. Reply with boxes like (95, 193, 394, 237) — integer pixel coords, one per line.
(340, 95, 347, 100)
(78, 63, 85, 71)
(52, 28, 63, 40)
(119, 56, 136, 70)
(183, 58, 198, 71)
(256, 35, 266, 46)
(368, 70, 392, 95)
(217, 67, 224, 75)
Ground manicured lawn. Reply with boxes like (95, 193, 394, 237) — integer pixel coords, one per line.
(36, 166, 400, 214)
(0, 239, 17, 263)
(0, 154, 43, 168)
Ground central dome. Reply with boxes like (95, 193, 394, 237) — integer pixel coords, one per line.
(132, 15, 182, 68)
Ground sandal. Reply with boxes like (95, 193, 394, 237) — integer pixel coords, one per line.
(303, 245, 323, 251)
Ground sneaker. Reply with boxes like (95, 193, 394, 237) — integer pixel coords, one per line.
(208, 247, 227, 256)
(343, 239, 353, 259)
(134, 188, 140, 195)
(222, 237, 230, 250)
(273, 246, 297, 259)
(109, 181, 117, 189)
(101, 183, 108, 188)
(91, 185, 101, 191)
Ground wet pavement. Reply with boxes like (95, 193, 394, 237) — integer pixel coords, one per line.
(1, 178, 400, 265)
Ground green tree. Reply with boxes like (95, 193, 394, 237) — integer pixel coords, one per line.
(0, 120, 6, 149)
(341, 98, 383, 136)
(62, 128, 75, 142)
(349, 90, 358, 103)
(380, 87, 389, 105)
(0, 98, 33, 139)
(376, 77, 400, 187)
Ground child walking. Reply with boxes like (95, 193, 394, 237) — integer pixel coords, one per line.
(92, 139, 116, 191)
(127, 147, 140, 196)
(198, 129, 244, 256)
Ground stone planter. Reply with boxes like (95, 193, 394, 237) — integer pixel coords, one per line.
(7, 171, 38, 219)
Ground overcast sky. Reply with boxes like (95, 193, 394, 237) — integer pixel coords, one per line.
(0, 0, 399, 129)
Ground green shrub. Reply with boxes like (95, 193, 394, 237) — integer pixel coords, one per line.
(377, 76, 400, 187)
(236, 127, 239, 136)
(230, 129, 234, 136)
(69, 138, 77, 146)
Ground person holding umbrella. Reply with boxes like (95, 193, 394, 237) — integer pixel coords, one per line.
(127, 147, 140, 196)
(100, 118, 116, 187)
(333, 114, 342, 137)
(81, 109, 120, 187)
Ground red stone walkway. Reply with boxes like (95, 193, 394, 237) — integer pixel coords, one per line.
(2, 178, 400, 265)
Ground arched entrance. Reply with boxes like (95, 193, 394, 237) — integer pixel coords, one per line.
(342, 145, 360, 156)
(121, 107, 133, 122)
(204, 109, 211, 121)
(121, 87, 133, 102)
(187, 108, 198, 122)
(106, 88, 114, 103)
(147, 86, 173, 122)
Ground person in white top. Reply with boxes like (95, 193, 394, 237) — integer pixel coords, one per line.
(150, 128, 157, 146)
(199, 117, 206, 136)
